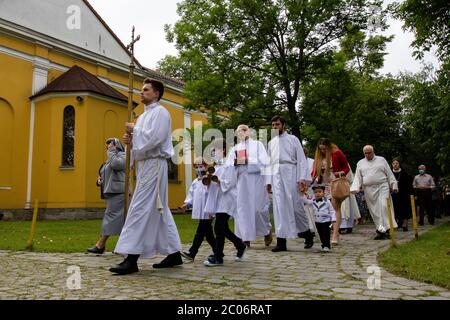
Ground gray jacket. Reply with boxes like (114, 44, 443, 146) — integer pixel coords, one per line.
(99, 151, 126, 196)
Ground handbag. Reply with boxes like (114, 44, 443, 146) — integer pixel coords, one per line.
(331, 175, 350, 201)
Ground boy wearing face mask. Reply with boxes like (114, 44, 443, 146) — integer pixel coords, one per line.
(203, 139, 247, 266)
(179, 157, 216, 261)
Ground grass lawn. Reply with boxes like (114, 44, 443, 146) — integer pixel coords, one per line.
(379, 222, 450, 289)
(0, 214, 199, 254)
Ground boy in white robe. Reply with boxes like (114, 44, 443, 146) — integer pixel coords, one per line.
(203, 139, 247, 266)
(227, 125, 273, 247)
(180, 158, 216, 261)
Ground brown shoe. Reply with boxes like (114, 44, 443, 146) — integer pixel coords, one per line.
(264, 233, 273, 246)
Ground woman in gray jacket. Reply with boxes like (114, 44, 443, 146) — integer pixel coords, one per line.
(87, 138, 126, 254)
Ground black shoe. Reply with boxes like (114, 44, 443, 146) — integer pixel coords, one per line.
(203, 255, 223, 267)
(302, 230, 314, 249)
(304, 241, 314, 249)
(87, 246, 105, 254)
(109, 260, 139, 275)
(374, 233, 388, 240)
(153, 252, 183, 269)
(271, 246, 287, 252)
(243, 241, 251, 248)
(180, 251, 195, 261)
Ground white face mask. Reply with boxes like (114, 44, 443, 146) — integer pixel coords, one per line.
(195, 167, 205, 177)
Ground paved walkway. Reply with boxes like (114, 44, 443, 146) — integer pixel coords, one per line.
(0, 218, 449, 300)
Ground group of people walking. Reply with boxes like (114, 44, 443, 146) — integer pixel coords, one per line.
(88, 78, 444, 276)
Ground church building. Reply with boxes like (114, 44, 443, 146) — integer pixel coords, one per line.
(0, 0, 204, 213)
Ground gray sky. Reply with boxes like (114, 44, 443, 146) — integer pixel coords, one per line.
(88, 0, 439, 75)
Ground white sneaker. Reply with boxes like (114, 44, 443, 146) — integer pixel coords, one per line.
(235, 246, 247, 262)
(321, 247, 330, 252)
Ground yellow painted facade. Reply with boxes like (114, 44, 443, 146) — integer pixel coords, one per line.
(0, 14, 206, 211)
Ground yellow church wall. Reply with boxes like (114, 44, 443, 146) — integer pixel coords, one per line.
(84, 96, 128, 207)
(1, 32, 211, 211)
(35, 97, 87, 208)
(0, 52, 33, 209)
(0, 34, 35, 57)
(30, 99, 52, 206)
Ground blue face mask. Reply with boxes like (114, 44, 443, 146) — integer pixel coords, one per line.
(419, 170, 425, 175)
(195, 167, 205, 177)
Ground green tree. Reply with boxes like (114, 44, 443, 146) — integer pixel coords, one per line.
(393, 0, 449, 61)
(160, 0, 387, 139)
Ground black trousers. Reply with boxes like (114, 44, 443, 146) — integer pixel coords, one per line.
(315, 222, 331, 249)
(416, 190, 434, 224)
(214, 212, 245, 261)
(189, 219, 216, 257)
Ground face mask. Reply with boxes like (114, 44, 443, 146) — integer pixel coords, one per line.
(195, 167, 205, 177)
(419, 170, 425, 174)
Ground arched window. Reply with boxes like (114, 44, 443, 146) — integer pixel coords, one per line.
(61, 106, 75, 167)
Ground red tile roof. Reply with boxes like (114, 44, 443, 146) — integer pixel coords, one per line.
(30, 65, 132, 103)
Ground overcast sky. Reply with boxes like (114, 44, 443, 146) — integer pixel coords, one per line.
(88, 0, 439, 75)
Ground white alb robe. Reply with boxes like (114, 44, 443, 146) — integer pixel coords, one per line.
(267, 133, 312, 238)
(114, 102, 182, 258)
(185, 178, 210, 220)
(351, 155, 398, 232)
(227, 139, 272, 241)
(204, 161, 238, 218)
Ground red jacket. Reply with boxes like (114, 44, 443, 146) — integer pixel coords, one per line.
(331, 149, 350, 175)
(312, 149, 350, 178)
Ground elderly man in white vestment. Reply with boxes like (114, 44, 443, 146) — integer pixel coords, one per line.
(109, 78, 183, 275)
(227, 125, 273, 247)
(267, 116, 314, 251)
(350, 145, 398, 240)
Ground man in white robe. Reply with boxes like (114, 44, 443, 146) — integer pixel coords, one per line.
(267, 116, 314, 251)
(227, 125, 272, 246)
(350, 145, 398, 240)
(109, 78, 182, 275)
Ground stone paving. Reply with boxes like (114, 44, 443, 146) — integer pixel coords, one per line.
(0, 218, 449, 300)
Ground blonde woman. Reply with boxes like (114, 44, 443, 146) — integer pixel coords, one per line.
(311, 138, 350, 245)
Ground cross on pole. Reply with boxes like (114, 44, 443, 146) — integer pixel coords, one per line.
(124, 26, 140, 219)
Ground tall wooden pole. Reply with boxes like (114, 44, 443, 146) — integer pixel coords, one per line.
(124, 26, 140, 219)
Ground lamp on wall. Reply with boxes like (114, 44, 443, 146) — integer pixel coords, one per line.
(76, 96, 84, 103)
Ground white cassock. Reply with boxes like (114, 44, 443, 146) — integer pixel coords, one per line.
(185, 178, 210, 220)
(114, 102, 182, 258)
(340, 168, 361, 229)
(350, 155, 398, 233)
(227, 139, 271, 242)
(267, 133, 312, 239)
(204, 160, 238, 218)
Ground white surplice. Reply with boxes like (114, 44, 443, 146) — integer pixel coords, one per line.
(227, 138, 272, 241)
(204, 160, 238, 218)
(267, 132, 312, 239)
(114, 102, 182, 258)
(351, 155, 398, 232)
(185, 178, 210, 220)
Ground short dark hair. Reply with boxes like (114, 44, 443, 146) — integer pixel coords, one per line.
(143, 78, 164, 101)
(271, 115, 285, 125)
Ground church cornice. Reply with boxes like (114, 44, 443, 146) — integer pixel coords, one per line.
(0, 18, 184, 94)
